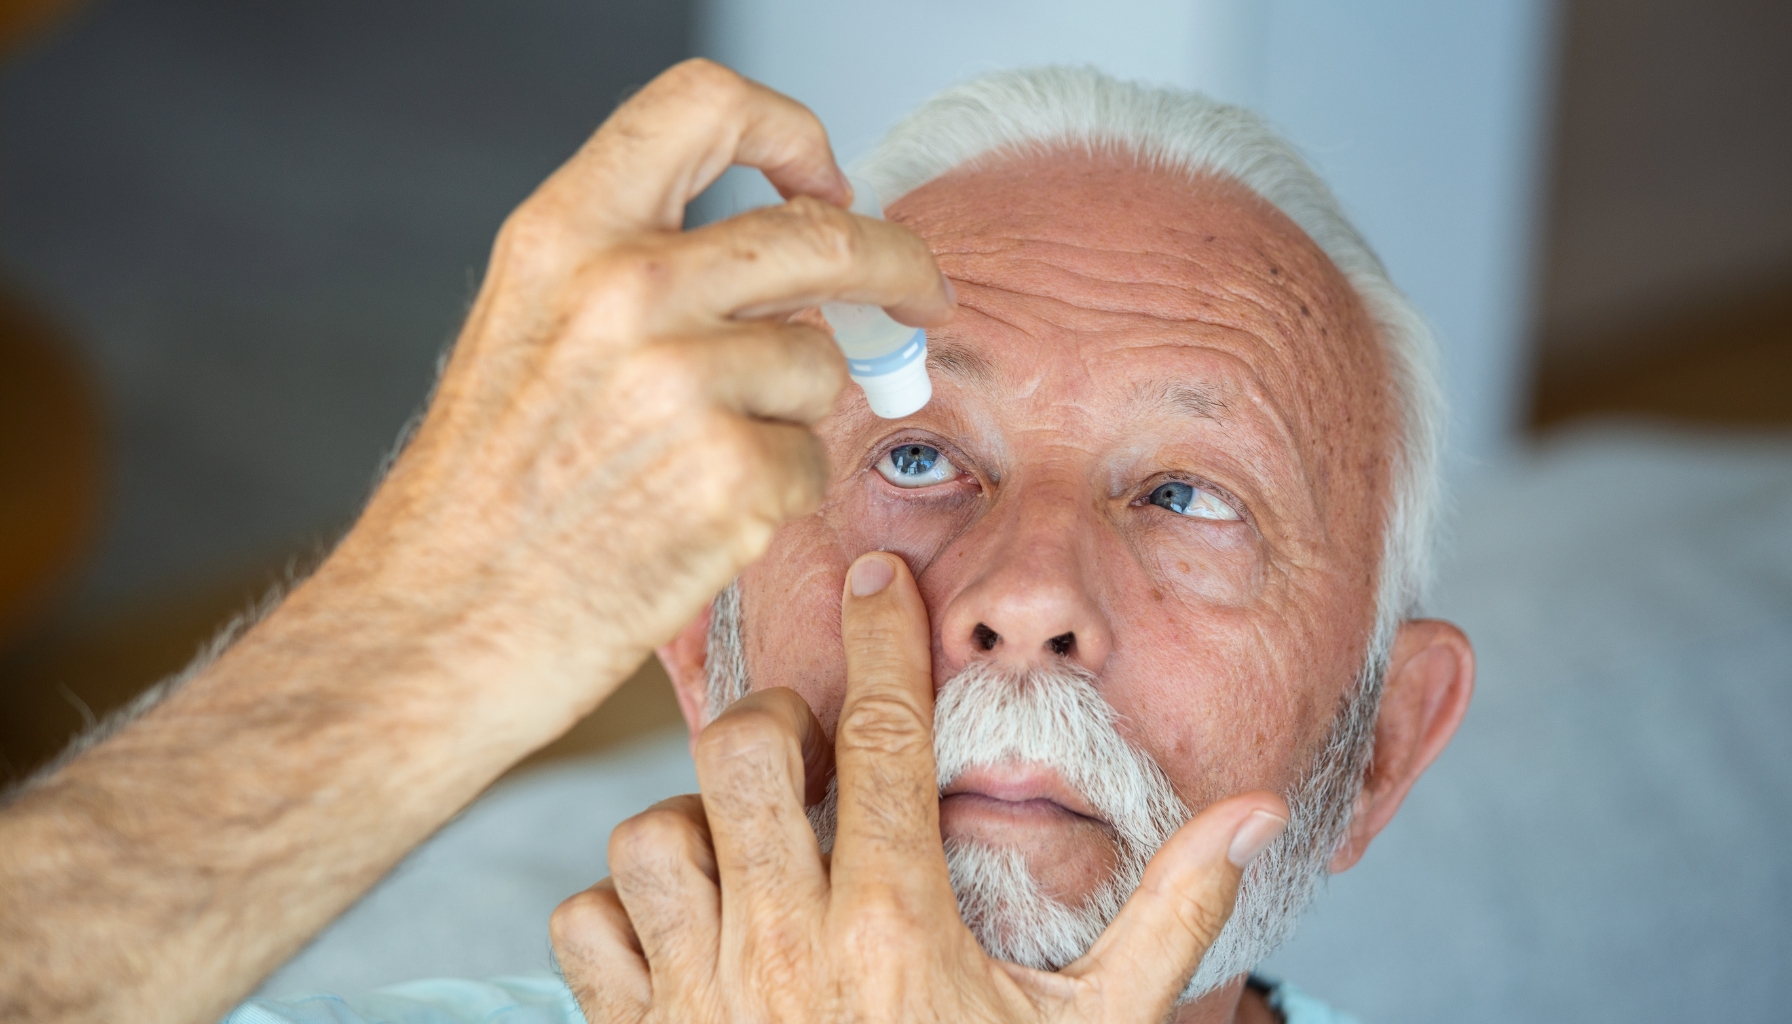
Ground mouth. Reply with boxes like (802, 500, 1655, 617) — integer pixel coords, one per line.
(939, 762, 1108, 828)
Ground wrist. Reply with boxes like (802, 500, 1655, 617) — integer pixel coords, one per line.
(269, 540, 642, 762)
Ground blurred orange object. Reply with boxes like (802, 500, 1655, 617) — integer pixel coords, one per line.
(1, 0, 82, 54)
(0, 292, 102, 649)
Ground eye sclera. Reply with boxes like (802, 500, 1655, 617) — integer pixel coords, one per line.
(1138, 477, 1244, 522)
(872, 438, 968, 490)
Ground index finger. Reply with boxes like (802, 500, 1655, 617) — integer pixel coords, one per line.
(828, 552, 953, 901)
(539, 59, 849, 237)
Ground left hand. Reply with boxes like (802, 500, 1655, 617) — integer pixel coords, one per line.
(550, 552, 1290, 1024)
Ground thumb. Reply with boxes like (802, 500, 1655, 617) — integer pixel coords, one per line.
(1061, 792, 1289, 1023)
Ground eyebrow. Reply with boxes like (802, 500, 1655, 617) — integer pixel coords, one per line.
(1138, 380, 1227, 419)
(926, 341, 997, 387)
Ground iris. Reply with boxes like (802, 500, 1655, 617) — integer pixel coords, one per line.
(892, 444, 939, 477)
(876, 443, 960, 488)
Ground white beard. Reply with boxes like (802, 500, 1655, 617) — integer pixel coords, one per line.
(708, 581, 1381, 1003)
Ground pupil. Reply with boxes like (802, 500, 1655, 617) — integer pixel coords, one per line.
(893, 444, 938, 475)
(1153, 482, 1192, 514)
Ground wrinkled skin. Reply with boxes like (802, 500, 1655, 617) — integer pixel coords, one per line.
(642, 154, 1476, 1022)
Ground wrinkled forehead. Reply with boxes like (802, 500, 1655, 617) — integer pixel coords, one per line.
(878, 149, 1397, 543)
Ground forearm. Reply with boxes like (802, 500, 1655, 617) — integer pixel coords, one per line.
(0, 554, 628, 1024)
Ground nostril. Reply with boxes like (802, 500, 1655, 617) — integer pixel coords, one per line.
(972, 623, 1000, 651)
(1049, 632, 1075, 657)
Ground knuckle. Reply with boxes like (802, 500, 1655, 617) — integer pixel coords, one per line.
(644, 412, 762, 540)
(549, 890, 610, 947)
(495, 201, 576, 274)
(778, 195, 859, 270)
(695, 414, 765, 495)
(575, 249, 668, 327)
(695, 704, 790, 769)
(614, 342, 707, 409)
(659, 58, 747, 109)
(838, 891, 925, 951)
(742, 429, 826, 534)
(835, 692, 930, 759)
(730, 515, 779, 570)
(713, 416, 777, 480)
(608, 807, 699, 871)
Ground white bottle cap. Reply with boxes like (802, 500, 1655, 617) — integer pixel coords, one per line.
(851, 350, 933, 418)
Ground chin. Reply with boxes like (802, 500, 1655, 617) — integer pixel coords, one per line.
(942, 834, 1136, 972)
(937, 794, 1125, 909)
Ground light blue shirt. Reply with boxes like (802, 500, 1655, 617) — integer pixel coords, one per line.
(226, 974, 1360, 1023)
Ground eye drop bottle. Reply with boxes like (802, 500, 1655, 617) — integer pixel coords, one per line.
(821, 178, 932, 418)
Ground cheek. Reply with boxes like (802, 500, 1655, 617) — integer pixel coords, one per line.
(738, 517, 852, 732)
(1138, 521, 1263, 607)
(1100, 594, 1315, 809)
(855, 471, 984, 573)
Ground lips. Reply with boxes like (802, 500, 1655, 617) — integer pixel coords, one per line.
(939, 762, 1106, 825)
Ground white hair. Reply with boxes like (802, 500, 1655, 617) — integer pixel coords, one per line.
(855, 66, 1447, 651)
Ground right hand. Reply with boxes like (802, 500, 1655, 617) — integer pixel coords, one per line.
(319, 59, 956, 727)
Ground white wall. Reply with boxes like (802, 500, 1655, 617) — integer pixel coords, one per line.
(696, 0, 1557, 472)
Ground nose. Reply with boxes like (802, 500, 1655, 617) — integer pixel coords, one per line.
(937, 481, 1113, 675)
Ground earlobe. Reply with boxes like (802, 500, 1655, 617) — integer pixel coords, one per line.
(658, 601, 716, 743)
(1329, 619, 1475, 873)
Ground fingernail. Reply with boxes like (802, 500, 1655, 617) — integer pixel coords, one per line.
(1227, 810, 1288, 868)
(849, 555, 895, 597)
(941, 274, 957, 306)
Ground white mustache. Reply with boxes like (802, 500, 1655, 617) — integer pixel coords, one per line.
(931, 660, 1190, 855)
(807, 660, 1188, 866)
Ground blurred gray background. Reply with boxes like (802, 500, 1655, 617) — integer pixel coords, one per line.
(2, 0, 692, 612)
(1, 1, 1787, 1022)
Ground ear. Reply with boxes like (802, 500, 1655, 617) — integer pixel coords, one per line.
(1329, 618, 1475, 873)
(657, 600, 715, 744)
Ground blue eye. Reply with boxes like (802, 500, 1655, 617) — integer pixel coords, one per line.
(875, 443, 960, 489)
(1147, 481, 1239, 521)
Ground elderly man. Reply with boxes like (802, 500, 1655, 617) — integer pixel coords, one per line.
(555, 66, 1474, 1024)
(0, 61, 1471, 1024)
